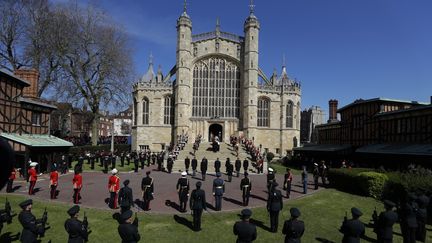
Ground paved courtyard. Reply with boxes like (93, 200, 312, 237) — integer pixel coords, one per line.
(1, 164, 322, 214)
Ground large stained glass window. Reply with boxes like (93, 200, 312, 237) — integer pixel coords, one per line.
(164, 95, 174, 125)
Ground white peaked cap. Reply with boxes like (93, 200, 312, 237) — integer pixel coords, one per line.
(111, 168, 118, 174)
(181, 171, 187, 176)
(30, 162, 38, 167)
(268, 168, 274, 172)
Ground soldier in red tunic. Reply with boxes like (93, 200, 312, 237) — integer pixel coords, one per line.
(49, 167, 59, 199)
(72, 170, 83, 204)
(27, 162, 38, 195)
(108, 168, 120, 209)
(7, 167, 17, 193)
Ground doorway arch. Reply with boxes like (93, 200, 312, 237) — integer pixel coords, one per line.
(209, 124, 223, 142)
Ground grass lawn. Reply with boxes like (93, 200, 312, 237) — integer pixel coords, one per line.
(1, 189, 431, 242)
(268, 162, 302, 175)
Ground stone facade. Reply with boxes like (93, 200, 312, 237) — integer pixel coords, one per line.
(300, 106, 325, 144)
(132, 5, 301, 156)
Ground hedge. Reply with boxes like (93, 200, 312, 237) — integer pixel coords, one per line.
(357, 172, 388, 199)
(69, 144, 131, 155)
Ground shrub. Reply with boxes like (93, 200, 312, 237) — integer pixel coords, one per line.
(357, 172, 388, 199)
(266, 152, 275, 162)
(327, 168, 370, 194)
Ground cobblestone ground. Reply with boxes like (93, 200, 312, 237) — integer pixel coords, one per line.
(1, 164, 322, 214)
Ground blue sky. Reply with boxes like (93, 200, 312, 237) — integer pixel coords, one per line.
(54, 0, 432, 115)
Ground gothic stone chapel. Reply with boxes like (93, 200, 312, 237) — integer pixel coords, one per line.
(132, 2, 301, 156)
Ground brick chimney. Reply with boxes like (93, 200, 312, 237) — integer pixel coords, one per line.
(328, 99, 338, 123)
(14, 69, 39, 98)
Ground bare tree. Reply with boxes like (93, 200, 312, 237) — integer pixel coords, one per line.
(54, 4, 133, 145)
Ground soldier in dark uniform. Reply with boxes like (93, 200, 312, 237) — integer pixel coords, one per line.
(373, 200, 398, 243)
(233, 209, 257, 242)
(200, 157, 208, 181)
(240, 172, 252, 206)
(400, 193, 418, 243)
(97, 151, 102, 167)
(282, 207, 305, 243)
(167, 155, 174, 173)
(176, 172, 190, 212)
(190, 181, 207, 231)
(235, 157, 242, 177)
(267, 182, 283, 232)
(213, 172, 225, 211)
(283, 168, 293, 198)
(139, 152, 145, 170)
(126, 152, 131, 166)
(227, 160, 234, 182)
(61, 155, 68, 174)
(141, 171, 154, 211)
(151, 153, 156, 165)
(120, 152, 125, 167)
(103, 155, 110, 173)
(89, 153, 95, 170)
(312, 163, 320, 190)
(64, 205, 89, 243)
(111, 153, 117, 170)
(191, 156, 198, 177)
(145, 152, 150, 167)
(416, 194, 429, 242)
(18, 199, 45, 243)
(225, 158, 231, 174)
(133, 153, 139, 173)
(184, 156, 190, 175)
(118, 180, 134, 213)
(267, 168, 276, 192)
(243, 159, 249, 173)
(156, 154, 163, 171)
(214, 158, 221, 173)
(118, 210, 140, 243)
(339, 207, 365, 243)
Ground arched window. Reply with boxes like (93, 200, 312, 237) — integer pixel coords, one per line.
(142, 97, 149, 125)
(164, 95, 174, 125)
(286, 101, 293, 128)
(133, 98, 137, 125)
(257, 97, 270, 127)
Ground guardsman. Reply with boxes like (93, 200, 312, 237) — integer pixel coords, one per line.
(118, 180, 134, 213)
(72, 169, 83, 204)
(243, 159, 249, 174)
(28, 162, 38, 195)
(64, 205, 88, 243)
(156, 153, 163, 171)
(227, 160, 234, 182)
(283, 168, 293, 198)
(373, 200, 398, 243)
(89, 153, 95, 170)
(50, 166, 59, 199)
(416, 194, 429, 242)
(7, 167, 17, 193)
(267, 182, 283, 233)
(189, 181, 207, 231)
(141, 171, 154, 211)
(184, 156, 190, 175)
(176, 172, 189, 212)
(282, 207, 305, 243)
(120, 152, 125, 167)
(108, 169, 120, 209)
(151, 153, 156, 165)
(111, 153, 117, 170)
(18, 199, 45, 243)
(240, 172, 252, 206)
(301, 166, 308, 194)
(233, 209, 257, 242)
(340, 207, 365, 243)
(313, 163, 320, 190)
(61, 155, 68, 174)
(139, 152, 145, 170)
(213, 172, 225, 211)
(235, 157, 242, 177)
(167, 155, 174, 173)
(191, 156, 198, 177)
(126, 152, 131, 166)
(103, 155, 109, 173)
(146, 152, 150, 167)
(214, 158, 221, 173)
(267, 168, 275, 192)
(118, 210, 140, 243)
(133, 152, 139, 172)
(200, 157, 208, 181)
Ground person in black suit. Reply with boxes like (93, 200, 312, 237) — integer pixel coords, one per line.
(200, 157, 208, 181)
(235, 158, 242, 177)
(233, 209, 257, 242)
(18, 199, 45, 243)
(118, 180, 134, 213)
(118, 210, 140, 243)
(189, 181, 207, 231)
(339, 207, 365, 243)
(282, 207, 305, 243)
(267, 182, 283, 233)
(373, 200, 398, 243)
(64, 205, 89, 243)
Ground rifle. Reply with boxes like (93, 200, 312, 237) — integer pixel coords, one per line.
(133, 212, 138, 227)
(83, 212, 89, 230)
(5, 198, 12, 224)
(37, 207, 49, 237)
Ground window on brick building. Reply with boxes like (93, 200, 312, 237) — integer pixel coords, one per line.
(142, 97, 149, 125)
(31, 112, 41, 126)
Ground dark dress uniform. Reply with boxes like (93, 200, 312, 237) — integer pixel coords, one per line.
(133, 155, 139, 173)
(118, 183, 134, 213)
(139, 153, 145, 170)
(240, 175, 252, 206)
(191, 158, 198, 176)
(89, 154, 95, 170)
(416, 195, 429, 242)
(340, 208, 365, 243)
(214, 159, 221, 173)
(103, 156, 109, 172)
(376, 209, 398, 243)
(189, 182, 207, 231)
(200, 158, 208, 181)
(235, 159, 242, 177)
(213, 175, 225, 211)
(400, 198, 418, 243)
(267, 183, 283, 232)
(167, 157, 173, 173)
(227, 163, 234, 182)
(243, 159, 249, 173)
(111, 154, 117, 170)
(184, 157, 190, 174)
(141, 175, 154, 211)
(120, 153, 125, 167)
(312, 166, 320, 190)
(266, 172, 275, 192)
(233, 209, 257, 243)
(18, 200, 44, 243)
(225, 158, 230, 173)
(64, 218, 88, 243)
(176, 175, 190, 212)
(118, 211, 140, 243)
(282, 208, 305, 243)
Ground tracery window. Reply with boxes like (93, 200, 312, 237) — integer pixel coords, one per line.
(286, 100, 293, 128)
(164, 95, 174, 125)
(142, 97, 149, 125)
(192, 57, 240, 118)
(257, 97, 270, 127)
